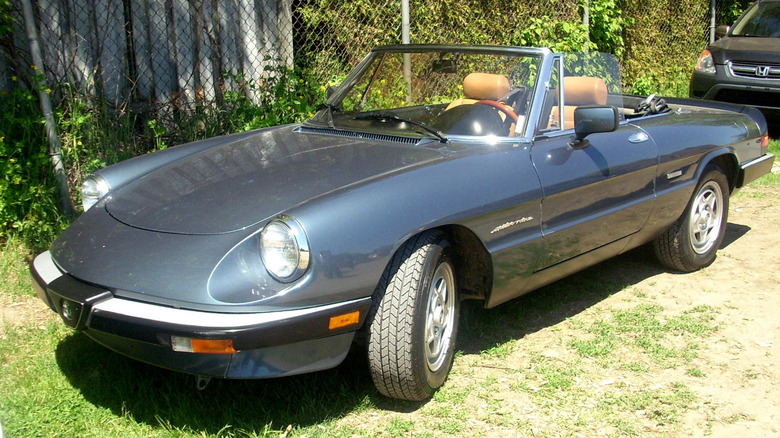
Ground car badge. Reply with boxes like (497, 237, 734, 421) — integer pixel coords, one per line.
(756, 66, 771, 77)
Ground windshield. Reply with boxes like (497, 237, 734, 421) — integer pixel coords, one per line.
(307, 48, 544, 140)
(731, 1, 780, 37)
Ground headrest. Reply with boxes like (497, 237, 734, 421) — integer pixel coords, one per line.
(463, 73, 510, 101)
(561, 76, 608, 106)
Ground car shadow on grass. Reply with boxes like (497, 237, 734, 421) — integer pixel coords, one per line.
(458, 243, 663, 355)
(55, 333, 386, 433)
(457, 221, 751, 355)
(52, 221, 752, 433)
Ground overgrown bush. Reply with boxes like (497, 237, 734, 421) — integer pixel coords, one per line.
(220, 64, 327, 132)
(0, 79, 68, 250)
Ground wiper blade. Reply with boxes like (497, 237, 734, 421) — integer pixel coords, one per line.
(354, 112, 449, 143)
(316, 103, 339, 128)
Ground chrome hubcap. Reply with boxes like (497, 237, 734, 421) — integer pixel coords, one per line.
(424, 261, 456, 373)
(689, 181, 723, 255)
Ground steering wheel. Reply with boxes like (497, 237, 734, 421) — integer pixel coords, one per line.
(475, 100, 519, 123)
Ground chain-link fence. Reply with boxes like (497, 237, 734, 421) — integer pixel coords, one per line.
(292, 0, 582, 83)
(1, 0, 728, 118)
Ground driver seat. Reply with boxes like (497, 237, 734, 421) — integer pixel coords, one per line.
(446, 73, 510, 111)
(445, 73, 517, 135)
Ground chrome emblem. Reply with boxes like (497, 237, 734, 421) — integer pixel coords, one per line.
(490, 216, 534, 234)
(666, 170, 683, 180)
(756, 66, 770, 77)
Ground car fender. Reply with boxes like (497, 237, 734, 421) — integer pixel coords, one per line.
(275, 143, 544, 309)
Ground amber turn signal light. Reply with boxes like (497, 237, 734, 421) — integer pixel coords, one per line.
(171, 336, 236, 354)
(329, 311, 360, 330)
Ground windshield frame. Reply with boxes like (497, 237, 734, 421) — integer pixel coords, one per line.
(305, 45, 553, 143)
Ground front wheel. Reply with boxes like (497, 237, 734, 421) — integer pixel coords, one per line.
(654, 165, 729, 272)
(367, 231, 459, 401)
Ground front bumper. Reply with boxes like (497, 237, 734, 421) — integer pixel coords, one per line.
(690, 70, 780, 115)
(31, 251, 371, 378)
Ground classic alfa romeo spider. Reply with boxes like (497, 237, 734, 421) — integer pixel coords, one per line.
(32, 45, 774, 401)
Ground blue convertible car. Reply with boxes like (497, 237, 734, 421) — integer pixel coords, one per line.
(32, 45, 774, 401)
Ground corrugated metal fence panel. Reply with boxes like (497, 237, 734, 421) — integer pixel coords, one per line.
(5, 0, 293, 109)
(95, 0, 127, 103)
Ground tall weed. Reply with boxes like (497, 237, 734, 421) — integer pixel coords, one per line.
(0, 80, 67, 251)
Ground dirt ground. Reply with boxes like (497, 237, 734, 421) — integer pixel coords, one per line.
(2, 166, 779, 437)
(641, 185, 779, 437)
(654, 182, 780, 437)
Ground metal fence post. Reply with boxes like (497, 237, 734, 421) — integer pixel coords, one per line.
(710, 0, 716, 44)
(583, 0, 590, 51)
(402, 0, 411, 104)
(20, 0, 73, 218)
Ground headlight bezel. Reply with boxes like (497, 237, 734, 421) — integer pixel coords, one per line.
(81, 174, 111, 211)
(259, 216, 310, 283)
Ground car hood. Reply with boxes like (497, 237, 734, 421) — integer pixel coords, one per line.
(105, 126, 447, 235)
(711, 36, 780, 64)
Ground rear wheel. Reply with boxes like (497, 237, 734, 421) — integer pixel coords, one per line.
(367, 231, 459, 401)
(654, 165, 729, 272)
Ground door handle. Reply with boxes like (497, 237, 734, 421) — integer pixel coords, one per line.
(628, 132, 650, 143)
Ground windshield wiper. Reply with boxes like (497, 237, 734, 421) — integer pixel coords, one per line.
(316, 103, 339, 129)
(354, 112, 449, 143)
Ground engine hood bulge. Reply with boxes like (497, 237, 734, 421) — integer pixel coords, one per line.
(106, 126, 446, 235)
(712, 37, 780, 64)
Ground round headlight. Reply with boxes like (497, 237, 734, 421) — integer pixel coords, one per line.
(260, 216, 310, 282)
(81, 175, 110, 211)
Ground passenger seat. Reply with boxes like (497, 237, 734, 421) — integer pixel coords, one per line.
(550, 76, 608, 130)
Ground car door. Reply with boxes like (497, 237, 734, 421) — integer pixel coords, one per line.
(530, 124, 658, 270)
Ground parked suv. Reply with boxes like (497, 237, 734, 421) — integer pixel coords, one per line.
(690, 0, 780, 122)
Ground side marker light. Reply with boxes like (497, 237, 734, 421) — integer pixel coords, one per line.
(329, 311, 360, 330)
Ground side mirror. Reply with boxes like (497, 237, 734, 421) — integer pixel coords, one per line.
(716, 25, 730, 39)
(433, 59, 458, 74)
(571, 105, 619, 148)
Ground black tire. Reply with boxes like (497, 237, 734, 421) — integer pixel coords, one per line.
(366, 231, 459, 401)
(653, 165, 729, 272)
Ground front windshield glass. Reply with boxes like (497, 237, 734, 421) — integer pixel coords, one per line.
(308, 49, 543, 140)
(731, 1, 780, 37)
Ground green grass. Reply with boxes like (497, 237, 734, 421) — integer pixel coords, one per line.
(0, 324, 382, 437)
(568, 304, 718, 367)
(0, 236, 35, 299)
(746, 138, 780, 187)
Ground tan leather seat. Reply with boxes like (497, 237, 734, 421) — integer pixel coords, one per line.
(550, 76, 608, 130)
(446, 73, 510, 111)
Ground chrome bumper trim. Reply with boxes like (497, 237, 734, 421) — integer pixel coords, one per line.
(91, 296, 368, 329)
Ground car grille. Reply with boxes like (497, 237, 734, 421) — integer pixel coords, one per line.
(715, 88, 780, 108)
(729, 61, 780, 80)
